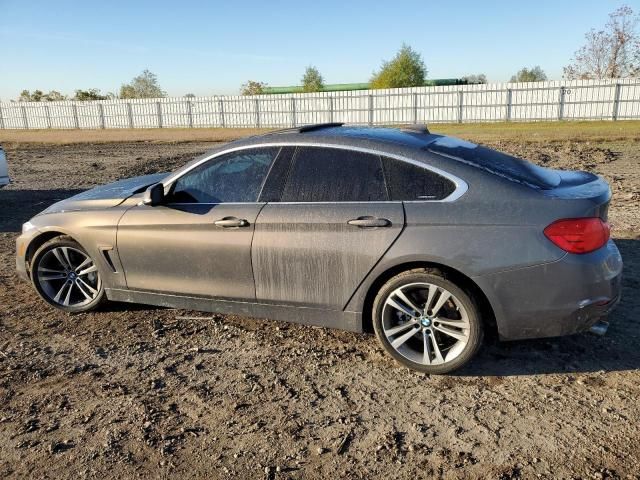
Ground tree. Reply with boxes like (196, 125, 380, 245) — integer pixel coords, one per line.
(73, 89, 108, 101)
(44, 91, 66, 101)
(301, 66, 324, 93)
(461, 74, 487, 84)
(19, 90, 43, 101)
(18, 89, 67, 101)
(184, 93, 196, 98)
(119, 69, 167, 99)
(370, 44, 427, 89)
(240, 81, 267, 95)
(509, 66, 547, 83)
(564, 5, 639, 79)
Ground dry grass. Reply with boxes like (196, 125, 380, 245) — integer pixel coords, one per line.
(2, 121, 640, 147)
(0, 127, 270, 146)
(435, 120, 640, 144)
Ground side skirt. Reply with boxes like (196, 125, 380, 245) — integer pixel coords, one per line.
(105, 288, 363, 332)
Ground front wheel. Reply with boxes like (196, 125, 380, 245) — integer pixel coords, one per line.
(372, 269, 483, 374)
(31, 236, 105, 313)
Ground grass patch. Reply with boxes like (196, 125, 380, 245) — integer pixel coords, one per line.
(432, 121, 640, 144)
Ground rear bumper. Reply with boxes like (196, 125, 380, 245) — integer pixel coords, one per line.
(474, 239, 623, 341)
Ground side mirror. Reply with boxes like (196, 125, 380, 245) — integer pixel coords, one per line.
(143, 183, 165, 206)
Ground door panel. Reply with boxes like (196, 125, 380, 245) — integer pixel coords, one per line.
(117, 203, 263, 299)
(252, 203, 404, 309)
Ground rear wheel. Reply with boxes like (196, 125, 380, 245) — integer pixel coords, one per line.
(372, 269, 483, 374)
(31, 236, 105, 313)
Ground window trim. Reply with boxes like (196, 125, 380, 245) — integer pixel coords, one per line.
(161, 143, 468, 204)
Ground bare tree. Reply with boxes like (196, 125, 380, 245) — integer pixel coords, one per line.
(564, 5, 639, 79)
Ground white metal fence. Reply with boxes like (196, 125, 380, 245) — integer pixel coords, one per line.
(2, 78, 640, 130)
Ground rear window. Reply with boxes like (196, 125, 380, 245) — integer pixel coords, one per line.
(428, 137, 560, 189)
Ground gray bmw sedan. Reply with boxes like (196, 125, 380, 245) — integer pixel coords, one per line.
(16, 124, 622, 373)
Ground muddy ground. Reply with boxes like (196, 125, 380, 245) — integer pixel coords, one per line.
(0, 137, 639, 479)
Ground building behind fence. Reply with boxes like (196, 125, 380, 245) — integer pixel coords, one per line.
(1, 78, 640, 130)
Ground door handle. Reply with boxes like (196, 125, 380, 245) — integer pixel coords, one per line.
(214, 217, 249, 228)
(347, 216, 391, 228)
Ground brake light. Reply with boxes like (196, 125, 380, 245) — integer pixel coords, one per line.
(544, 218, 610, 254)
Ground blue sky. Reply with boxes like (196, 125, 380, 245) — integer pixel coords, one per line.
(1, 0, 638, 100)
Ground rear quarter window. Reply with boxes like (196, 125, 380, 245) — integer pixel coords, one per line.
(382, 156, 455, 201)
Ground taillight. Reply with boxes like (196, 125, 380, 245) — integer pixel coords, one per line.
(544, 218, 610, 254)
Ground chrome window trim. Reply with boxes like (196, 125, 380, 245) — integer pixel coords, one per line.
(162, 142, 468, 203)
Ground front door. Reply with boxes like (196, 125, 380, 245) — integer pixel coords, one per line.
(116, 146, 281, 300)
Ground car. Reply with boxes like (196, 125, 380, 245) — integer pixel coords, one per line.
(15, 123, 623, 373)
(0, 146, 10, 188)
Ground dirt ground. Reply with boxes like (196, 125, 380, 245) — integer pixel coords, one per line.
(0, 129, 639, 479)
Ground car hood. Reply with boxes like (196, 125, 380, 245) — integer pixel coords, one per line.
(39, 173, 168, 214)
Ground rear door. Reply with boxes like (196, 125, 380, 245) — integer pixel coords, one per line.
(117, 146, 281, 300)
(252, 146, 404, 310)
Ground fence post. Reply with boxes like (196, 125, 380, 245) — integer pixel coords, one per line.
(72, 104, 80, 129)
(98, 103, 106, 129)
(558, 87, 566, 121)
(21, 105, 28, 129)
(127, 102, 134, 128)
(505, 88, 512, 121)
(45, 105, 52, 129)
(328, 96, 334, 123)
(290, 97, 296, 127)
(218, 98, 226, 128)
(412, 93, 418, 124)
(254, 99, 261, 128)
(457, 91, 464, 123)
(0, 105, 4, 130)
(186, 101, 193, 128)
(612, 83, 622, 121)
(156, 102, 163, 128)
(368, 94, 374, 125)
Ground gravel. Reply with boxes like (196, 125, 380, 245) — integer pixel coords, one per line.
(0, 139, 639, 478)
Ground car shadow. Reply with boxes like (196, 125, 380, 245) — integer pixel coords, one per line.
(0, 188, 84, 232)
(98, 301, 164, 313)
(455, 237, 640, 376)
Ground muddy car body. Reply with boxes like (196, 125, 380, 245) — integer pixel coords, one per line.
(16, 124, 623, 373)
(0, 146, 10, 187)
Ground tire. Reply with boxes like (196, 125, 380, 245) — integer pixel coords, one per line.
(372, 268, 483, 374)
(30, 235, 106, 313)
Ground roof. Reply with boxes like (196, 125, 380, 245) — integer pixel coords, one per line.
(236, 123, 441, 152)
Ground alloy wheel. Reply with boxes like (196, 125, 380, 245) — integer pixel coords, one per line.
(381, 282, 470, 366)
(35, 246, 101, 308)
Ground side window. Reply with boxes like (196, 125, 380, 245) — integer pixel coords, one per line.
(169, 147, 280, 203)
(382, 156, 456, 201)
(280, 147, 387, 202)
